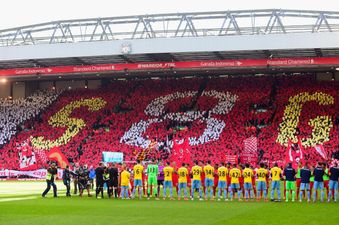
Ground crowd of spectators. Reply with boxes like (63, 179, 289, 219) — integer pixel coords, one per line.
(0, 74, 337, 170)
(0, 90, 61, 146)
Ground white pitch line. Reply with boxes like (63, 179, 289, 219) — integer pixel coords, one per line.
(0, 196, 38, 202)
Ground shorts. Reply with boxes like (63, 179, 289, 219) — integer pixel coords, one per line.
(110, 178, 118, 188)
(310, 181, 314, 190)
(244, 182, 252, 189)
(164, 180, 173, 188)
(192, 180, 202, 189)
(78, 180, 87, 190)
(313, 181, 324, 190)
(205, 178, 214, 187)
(324, 180, 329, 189)
(300, 183, 310, 191)
(178, 182, 187, 189)
(148, 176, 157, 186)
(271, 180, 280, 190)
(157, 180, 164, 186)
(296, 178, 301, 187)
(218, 181, 227, 189)
(257, 181, 266, 191)
(134, 179, 142, 187)
(230, 183, 240, 189)
(285, 181, 295, 190)
(96, 179, 104, 188)
(329, 180, 338, 190)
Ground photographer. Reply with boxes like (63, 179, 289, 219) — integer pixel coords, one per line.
(62, 165, 75, 197)
(77, 165, 92, 197)
(42, 163, 58, 198)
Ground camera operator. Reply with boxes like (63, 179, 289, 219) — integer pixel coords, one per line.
(63, 165, 75, 197)
(42, 163, 58, 198)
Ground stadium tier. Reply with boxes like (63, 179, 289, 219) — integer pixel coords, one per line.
(0, 74, 337, 170)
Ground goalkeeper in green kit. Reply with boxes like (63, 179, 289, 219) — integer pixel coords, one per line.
(147, 159, 159, 200)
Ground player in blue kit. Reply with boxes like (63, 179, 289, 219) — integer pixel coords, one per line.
(328, 162, 339, 203)
(312, 162, 325, 203)
(284, 163, 296, 202)
(299, 163, 311, 202)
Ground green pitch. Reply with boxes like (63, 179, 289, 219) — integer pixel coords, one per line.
(0, 181, 337, 225)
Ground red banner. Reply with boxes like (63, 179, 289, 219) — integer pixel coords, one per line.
(285, 139, 304, 169)
(171, 138, 191, 165)
(0, 57, 339, 77)
(225, 155, 238, 165)
(241, 137, 258, 164)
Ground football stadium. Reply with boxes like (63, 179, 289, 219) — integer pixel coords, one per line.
(0, 7, 338, 225)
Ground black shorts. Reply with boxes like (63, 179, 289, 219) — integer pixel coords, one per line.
(78, 180, 87, 190)
(96, 179, 104, 188)
(157, 180, 164, 186)
(110, 178, 118, 188)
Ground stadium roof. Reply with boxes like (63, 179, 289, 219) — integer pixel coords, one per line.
(0, 9, 339, 79)
(1, 9, 339, 46)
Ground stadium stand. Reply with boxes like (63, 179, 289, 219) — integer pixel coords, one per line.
(0, 74, 337, 170)
(0, 90, 61, 146)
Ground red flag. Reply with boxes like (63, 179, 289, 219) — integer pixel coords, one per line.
(314, 144, 327, 159)
(285, 139, 304, 169)
(18, 140, 37, 171)
(171, 138, 191, 165)
(48, 147, 70, 169)
(226, 154, 237, 165)
(242, 136, 258, 164)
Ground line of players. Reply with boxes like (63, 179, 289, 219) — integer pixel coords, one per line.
(111, 160, 339, 203)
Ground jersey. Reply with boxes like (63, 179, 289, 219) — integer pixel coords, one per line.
(323, 168, 329, 181)
(178, 167, 188, 183)
(204, 165, 215, 179)
(229, 168, 241, 184)
(121, 170, 130, 186)
(313, 167, 324, 182)
(329, 167, 339, 181)
(300, 168, 311, 183)
(163, 166, 174, 181)
(284, 167, 296, 181)
(270, 167, 282, 181)
(256, 168, 268, 181)
(242, 168, 254, 183)
(217, 166, 228, 181)
(296, 168, 301, 179)
(147, 164, 158, 178)
(133, 164, 144, 180)
(191, 165, 202, 181)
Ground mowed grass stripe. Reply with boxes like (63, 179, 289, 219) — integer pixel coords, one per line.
(0, 196, 338, 225)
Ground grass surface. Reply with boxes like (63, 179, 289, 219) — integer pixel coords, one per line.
(0, 181, 338, 225)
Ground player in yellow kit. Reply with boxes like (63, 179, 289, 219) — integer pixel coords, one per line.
(242, 163, 254, 201)
(204, 160, 215, 200)
(229, 164, 242, 201)
(163, 161, 174, 200)
(217, 162, 228, 201)
(132, 160, 144, 199)
(120, 165, 131, 199)
(178, 163, 189, 200)
(256, 163, 268, 201)
(191, 160, 203, 200)
(270, 162, 282, 201)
